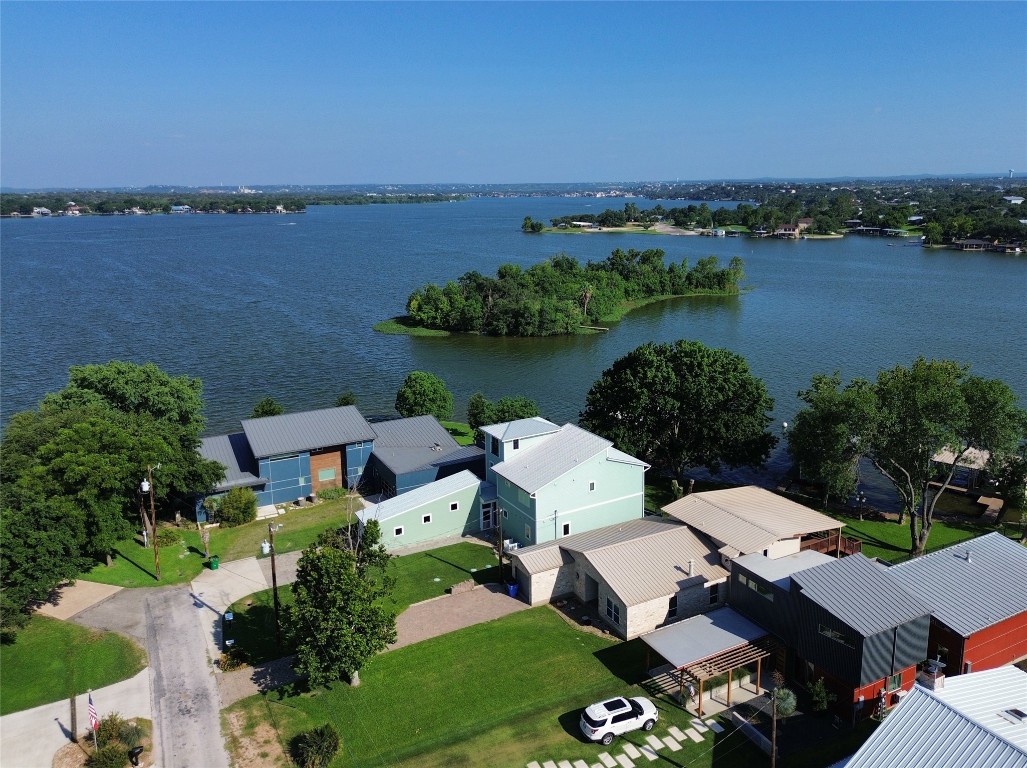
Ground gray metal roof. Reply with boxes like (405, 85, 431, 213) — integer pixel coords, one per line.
(842, 666, 1027, 768)
(734, 550, 835, 589)
(240, 406, 375, 458)
(492, 423, 645, 494)
(199, 433, 267, 491)
(662, 486, 843, 555)
(790, 554, 931, 638)
(889, 532, 1027, 637)
(370, 415, 479, 476)
(356, 471, 482, 524)
(641, 607, 770, 669)
(480, 417, 560, 442)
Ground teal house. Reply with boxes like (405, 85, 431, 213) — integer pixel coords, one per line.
(355, 470, 491, 552)
(482, 419, 650, 549)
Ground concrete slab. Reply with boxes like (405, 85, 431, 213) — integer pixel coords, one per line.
(663, 736, 682, 752)
(685, 728, 704, 743)
(639, 745, 659, 761)
(558, 761, 573, 768)
(573, 761, 590, 768)
(645, 734, 663, 749)
(623, 743, 641, 758)
(691, 719, 709, 733)
(36, 580, 123, 620)
(705, 719, 724, 733)
(526, 762, 541, 768)
(668, 726, 687, 741)
(599, 753, 617, 768)
(543, 761, 557, 768)
(615, 756, 635, 768)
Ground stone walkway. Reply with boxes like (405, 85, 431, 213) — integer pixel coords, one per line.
(524, 719, 725, 768)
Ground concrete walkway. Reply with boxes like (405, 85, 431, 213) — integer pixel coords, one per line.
(0, 669, 151, 768)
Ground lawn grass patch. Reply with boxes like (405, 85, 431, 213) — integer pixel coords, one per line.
(836, 514, 990, 562)
(0, 615, 146, 715)
(373, 316, 451, 336)
(439, 420, 476, 446)
(227, 585, 297, 664)
(385, 542, 499, 611)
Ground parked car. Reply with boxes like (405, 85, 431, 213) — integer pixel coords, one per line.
(579, 696, 659, 745)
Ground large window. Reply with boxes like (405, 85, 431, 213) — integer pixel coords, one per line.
(317, 467, 336, 482)
(709, 584, 720, 606)
(490, 437, 500, 456)
(819, 623, 855, 649)
(606, 597, 621, 625)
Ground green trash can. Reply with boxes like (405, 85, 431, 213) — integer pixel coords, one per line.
(210, 555, 220, 570)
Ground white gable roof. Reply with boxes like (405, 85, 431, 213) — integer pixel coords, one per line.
(356, 470, 481, 524)
(480, 417, 560, 442)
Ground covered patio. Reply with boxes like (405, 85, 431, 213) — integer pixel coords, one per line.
(641, 606, 779, 716)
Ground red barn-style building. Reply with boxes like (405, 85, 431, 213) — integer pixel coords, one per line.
(889, 532, 1027, 674)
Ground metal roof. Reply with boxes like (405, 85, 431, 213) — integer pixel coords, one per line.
(931, 446, 991, 470)
(356, 470, 482, 524)
(480, 417, 560, 442)
(889, 532, 1027, 637)
(641, 607, 769, 670)
(492, 423, 646, 494)
(199, 433, 267, 491)
(842, 666, 1027, 768)
(369, 416, 479, 476)
(240, 406, 376, 458)
(662, 486, 843, 555)
(511, 517, 672, 575)
(790, 554, 931, 638)
(734, 550, 835, 589)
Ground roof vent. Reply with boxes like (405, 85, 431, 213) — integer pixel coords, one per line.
(965, 549, 972, 564)
(998, 708, 1027, 725)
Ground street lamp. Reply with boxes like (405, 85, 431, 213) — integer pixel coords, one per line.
(140, 465, 161, 580)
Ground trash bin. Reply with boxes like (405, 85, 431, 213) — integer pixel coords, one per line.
(506, 582, 519, 598)
(210, 555, 220, 570)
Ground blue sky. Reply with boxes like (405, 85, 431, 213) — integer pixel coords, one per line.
(2, 1, 1024, 187)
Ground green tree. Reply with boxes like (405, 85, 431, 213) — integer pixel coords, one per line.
(395, 371, 453, 420)
(580, 341, 776, 477)
(787, 374, 877, 506)
(287, 521, 396, 687)
(218, 487, 258, 528)
(252, 397, 285, 418)
(922, 222, 944, 245)
(334, 391, 357, 408)
(466, 392, 496, 432)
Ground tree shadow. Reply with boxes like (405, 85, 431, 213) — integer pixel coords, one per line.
(113, 548, 157, 581)
(593, 639, 647, 686)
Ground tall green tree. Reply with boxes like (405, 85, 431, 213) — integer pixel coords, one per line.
(467, 392, 541, 432)
(334, 391, 358, 408)
(580, 340, 776, 477)
(252, 397, 285, 418)
(395, 371, 454, 420)
(287, 521, 396, 688)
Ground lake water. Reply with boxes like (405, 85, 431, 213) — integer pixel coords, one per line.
(2, 198, 1025, 502)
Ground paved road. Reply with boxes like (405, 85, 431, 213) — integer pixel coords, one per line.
(147, 587, 229, 768)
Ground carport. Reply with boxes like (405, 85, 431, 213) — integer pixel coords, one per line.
(641, 606, 779, 716)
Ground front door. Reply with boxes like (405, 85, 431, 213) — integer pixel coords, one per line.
(481, 501, 497, 530)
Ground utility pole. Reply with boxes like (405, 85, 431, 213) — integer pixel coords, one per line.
(269, 522, 282, 651)
(141, 466, 160, 580)
(771, 690, 777, 768)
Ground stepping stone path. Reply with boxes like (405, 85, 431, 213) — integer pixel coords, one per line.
(526, 718, 727, 768)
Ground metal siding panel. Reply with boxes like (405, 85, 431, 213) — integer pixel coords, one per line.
(860, 631, 894, 686)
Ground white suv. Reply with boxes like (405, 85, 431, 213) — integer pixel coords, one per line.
(579, 696, 659, 745)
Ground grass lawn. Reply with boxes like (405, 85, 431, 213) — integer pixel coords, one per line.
(82, 498, 358, 588)
(440, 420, 476, 446)
(222, 606, 872, 768)
(0, 615, 146, 715)
(226, 542, 500, 664)
(836, 514, 993, 562)
(372, 316, 451, 336)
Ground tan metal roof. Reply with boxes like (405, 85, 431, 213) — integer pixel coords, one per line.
(662, 486, 843, 555)
(511, 517, 670, 575)
(931, 446, 990, 471)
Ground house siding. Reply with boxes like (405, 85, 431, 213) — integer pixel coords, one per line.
(522, 562, 575, 606)
(375, 483, 483, 551)
(962, 612, 1027, 672)
(310, 448, 343, 493)
(257, 452, 312, 505)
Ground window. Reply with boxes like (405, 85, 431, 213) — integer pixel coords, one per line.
(709, 584, 719, 606)
(611, 711, 634, 724)
(605, 597, 621, 625)
(818, 623, 855, 648)
(317, 467, 336, 482)
(490, 436, 500, 456)
(512, 439, 520, 450)
(755, 582, 774, 602)
(562, 522, 571, 536)
(394, 526, 404, 537)
(589, 481, 596, 492)
(450, 501, 459, 511)
(668, 594, 678, 614)
(524, 524, 531, 541)
(502, 508, 509, 519)
(422, 514, 432, 525)
(737, 573, 750, 589)
(888, 672, 903, 691)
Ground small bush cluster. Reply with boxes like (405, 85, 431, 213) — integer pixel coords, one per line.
(218, 487, 258, 528)
(217, 646, 250, 671)
(86, 712, 143, 768)
(292, 724, 340, 768)
(87, 744, 129, 768)
(316, 487, 347, 501)
(155, 526, 181, 547)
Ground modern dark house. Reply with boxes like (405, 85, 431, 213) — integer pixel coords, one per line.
(730, 551, 931, 721)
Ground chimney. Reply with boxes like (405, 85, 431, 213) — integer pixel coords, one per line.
(688, 559, 695, 577)
(918, 657, 946, 691)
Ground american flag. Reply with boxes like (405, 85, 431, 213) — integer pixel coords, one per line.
(88, 693, 99, 731)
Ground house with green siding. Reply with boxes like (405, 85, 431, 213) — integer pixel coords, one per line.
(355, 470, 491, 552)
(483, 419, 650, 549)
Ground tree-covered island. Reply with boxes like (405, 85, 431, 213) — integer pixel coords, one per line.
(380, 249, 744, 337)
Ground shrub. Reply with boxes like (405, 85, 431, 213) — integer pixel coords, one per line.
(155, 526, 180, 547)
(218, 487, 257, 528)
(119, 720, 144, 746)
(87, 744, 129, 768)
(217, 646, 250, 671)
(810, 677, 837, 712)
(316, 487, 347, 501)
(96, 712, 128, 748)
(292, 724, 340, 768)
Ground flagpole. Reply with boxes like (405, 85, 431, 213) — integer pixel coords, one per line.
(88, 689, 98, 750)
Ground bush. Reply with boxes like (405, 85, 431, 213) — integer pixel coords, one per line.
(292, 724, 340, 768)
(119, 719, 143, 746)
(218, 487, 257, 528)
(155, 526, 180, 547)
(87, 744, 129, 768)
(810, 677, 837, 712)
(316, 487, 347, 501)
(217, 646, 250, 671)
(96, 712, 127, 748)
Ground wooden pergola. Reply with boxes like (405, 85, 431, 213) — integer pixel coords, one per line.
(678, 634, 779, 715)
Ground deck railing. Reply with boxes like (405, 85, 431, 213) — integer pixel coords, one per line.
(800, 531, 862, 557)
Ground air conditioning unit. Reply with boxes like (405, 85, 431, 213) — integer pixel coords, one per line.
(503, 539, 519, 553)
